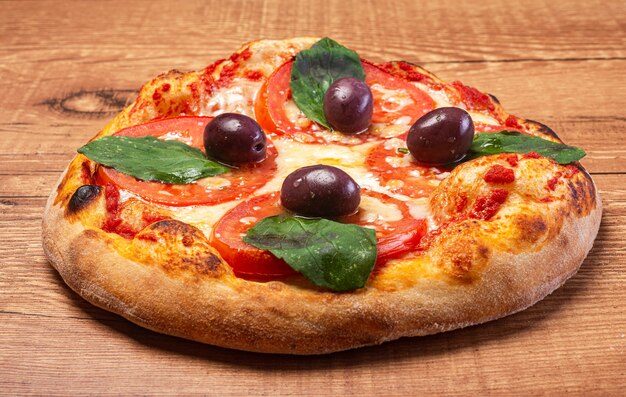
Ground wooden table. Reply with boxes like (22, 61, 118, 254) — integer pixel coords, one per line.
(1, 0, 624, 395)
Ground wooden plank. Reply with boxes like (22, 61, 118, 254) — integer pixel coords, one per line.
(1, 0, 625, 64)
(0, 176, 623, 396)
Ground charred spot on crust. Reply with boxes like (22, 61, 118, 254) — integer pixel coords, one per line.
(195, 254, 222, 274)
(567, 177, 597, 216)
(488, 93, 501, 105)
(67, 185, 102, 215)
(571, 163, 597, 206)
(524, 119, 561, 141)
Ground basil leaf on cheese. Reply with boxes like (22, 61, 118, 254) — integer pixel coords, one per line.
(290, 37, 366, 129)
(469, 131, 586, 164)
(78, 136, 231, 184)
(243, 215, 377, 291)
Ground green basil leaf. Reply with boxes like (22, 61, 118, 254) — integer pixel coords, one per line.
(469, 131, 586, 164)
(243, 215, 377, 291)
(290, 37, 366, 129)
(78, 136, 231, 184)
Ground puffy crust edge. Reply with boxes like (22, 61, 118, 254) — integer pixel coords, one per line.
(43, 182, 601, 354)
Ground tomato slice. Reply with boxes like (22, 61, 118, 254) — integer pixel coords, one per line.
(338, 190, 427, 264)
(95, 116, 278, 206)
(210, 192, 296, 278)
(255, 60, 435, 143)
(210, 190, 427, 278)
(255, 61, 321, 138)
(365, 135, 450, 199)
(363, 61, 435, 124)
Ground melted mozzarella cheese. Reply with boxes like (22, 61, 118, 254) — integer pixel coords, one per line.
(168, 200, 241, 236)
(202, 79, 261, 117)
(415, 82, 452, 108)
(358, 195, 403, 223)
(196, 176, 231, 190)
(371, 84, 414, 116)
(160, 131, 195, 146)
(468, 112, 500, 126)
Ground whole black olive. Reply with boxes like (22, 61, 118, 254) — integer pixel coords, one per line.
(280, 165, 360, 218)
(204, 113, 267, 165)
(407, 107, 474, 164)
(323, 77, 373, 134)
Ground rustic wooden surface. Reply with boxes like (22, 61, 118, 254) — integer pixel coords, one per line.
(1, 0, 624, 395)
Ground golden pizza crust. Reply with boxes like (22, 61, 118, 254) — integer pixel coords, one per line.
(42, 38, 601, 354)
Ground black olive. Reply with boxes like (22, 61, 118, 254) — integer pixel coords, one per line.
(204, 113, 267, 165)
(323, 77, 373, 134)
(280, 165, 360, 218)
(407, 107, 474, 164)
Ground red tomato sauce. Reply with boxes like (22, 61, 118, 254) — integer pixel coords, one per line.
(470, 189, 509, 221)
(483, 165, 515, 184)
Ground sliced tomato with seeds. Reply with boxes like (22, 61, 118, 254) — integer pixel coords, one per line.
(255, 60, 435, 144)
(95, 116, 277, 207)
(210, 190, 427, 278)
(366, 135, 450, 198)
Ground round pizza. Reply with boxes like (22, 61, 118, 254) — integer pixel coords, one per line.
(42, 37, 601, 354)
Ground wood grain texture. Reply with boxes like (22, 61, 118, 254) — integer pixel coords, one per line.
(1, 0, 624, 395)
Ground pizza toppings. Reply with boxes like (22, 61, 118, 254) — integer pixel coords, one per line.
(203, 113, 267, 165)
(323, 77, 373, 133)
(78, 117, 232, 184)
(290, 37, 366, 130)
(338, 190, 427, 265)
(365, 137, 447, 198)
(469, 188, 509, 221)
(407, 107, 475, 165)
(210, 192, 296, 277)
(468, 131, 586, 164)
(256, 49, 434, 143)
(94, 116, 278, 206)
(79, 135, 231, 184)
(244, 215, 377, 291)
(364, 62, 436, 125)
(74, 40, 588, 287)
(483, 165, 515, 184)
(450, 81, 496, 113)
(280, 165, 360, 218)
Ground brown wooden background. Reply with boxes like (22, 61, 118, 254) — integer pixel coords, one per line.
(1, 0, 624, 395)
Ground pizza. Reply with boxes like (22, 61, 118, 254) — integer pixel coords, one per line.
(42, 37, 601, 354)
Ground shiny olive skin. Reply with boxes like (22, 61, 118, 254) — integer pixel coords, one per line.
(323, 77, 373, 134)
(407, 107, 474, 165)
(281, 165, 360, 218)
(204, 113, 267, 165)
